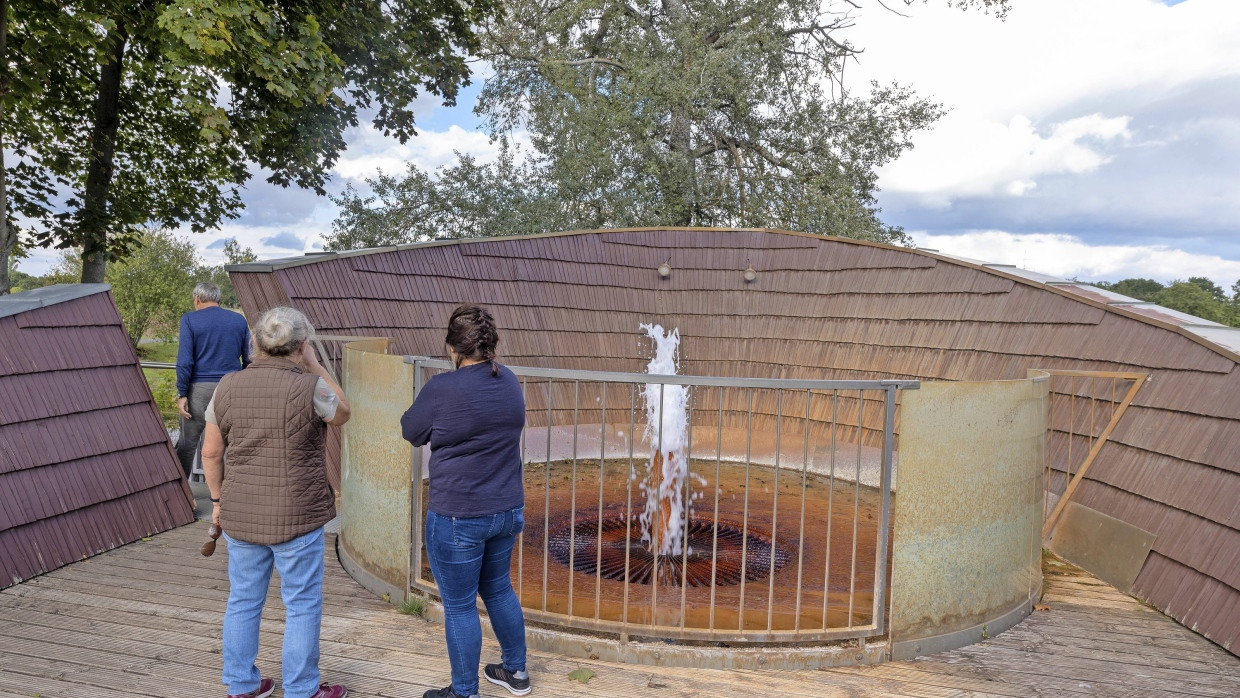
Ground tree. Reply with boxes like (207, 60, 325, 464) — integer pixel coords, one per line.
(328, 0, 1008, 248)
(1095, 278, 1165, 301)
(327, 139, 570, 249)
(197, 238, 258, 309)
(1, 0, 501, 289)
(1186, 276, 1228, 304)
(1153, 282, 1235, 326)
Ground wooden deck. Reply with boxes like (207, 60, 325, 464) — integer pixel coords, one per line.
(1, 524, 1236, 698)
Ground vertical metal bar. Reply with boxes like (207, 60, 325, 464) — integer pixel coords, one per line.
(767, 389, 783, 633)
(567, 380, 581, 617)
(848, 390, 864, 628)
(542, 379, 553, 613)
(1089, 375, 1097, 455)
(873, 386, 897, 632)
(709, 386, 723, 631)
(679, 387, 695, 629)
(738, 387, 754, 631)
(622, 383, 636, 626)
(821, 390, 838, 630)
(595, 381, 607, 621)
(1067, 375, 1076, 492)
(518, 375, 528, 605)
(651, 382, 665, 621)
(794, 389, 811, 632)
(410, 361, 427, 592)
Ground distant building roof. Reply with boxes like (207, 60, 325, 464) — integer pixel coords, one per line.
(0, 284, 194, 588)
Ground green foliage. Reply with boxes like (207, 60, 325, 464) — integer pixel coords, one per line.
(197, 238, 258, 308)
(146, 368, 180, 430)
(1093, 277, 1165, 301)
(398, 596, 428, 616)
(3, 0, 501, 281)
(1186, 276, 1228, 303)
(327, 139, 565, 249)
(1096, 277, 1240, 327)
(110, 230, 201, 345)
(328, 1, 1010, 249)
(1153, 282, 1235, 325)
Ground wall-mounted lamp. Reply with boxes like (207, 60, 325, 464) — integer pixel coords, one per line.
(657, 261, 672, 278)
(743, 265, 757, 282)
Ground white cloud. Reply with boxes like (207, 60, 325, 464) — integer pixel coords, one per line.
(333, 124, 503, 180)
(910, 229, 1240, 287)
(882, 113, 1131, 203)
(840, 0, 1240, 205)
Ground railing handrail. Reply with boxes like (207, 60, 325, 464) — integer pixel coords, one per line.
(404, 355, 920, 392)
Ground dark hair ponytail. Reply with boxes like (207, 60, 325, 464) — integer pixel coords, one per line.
(446, 304, 500, 376)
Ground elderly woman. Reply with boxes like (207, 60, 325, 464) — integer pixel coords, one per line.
(201, 307, 351, 698)
(401, 304, 531, 698)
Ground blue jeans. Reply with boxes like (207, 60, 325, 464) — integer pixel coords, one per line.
(222, 527, 325, 698)
(426, 506, 527, 697)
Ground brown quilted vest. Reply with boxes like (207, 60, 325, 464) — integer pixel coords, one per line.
(213, 356, 335, 545)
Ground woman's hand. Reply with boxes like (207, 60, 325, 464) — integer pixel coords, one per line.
(300, 341, 322, 369)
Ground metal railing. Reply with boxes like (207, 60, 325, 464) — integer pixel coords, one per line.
(406, 356, 918, 643)
(1033, 369, 1147, 537)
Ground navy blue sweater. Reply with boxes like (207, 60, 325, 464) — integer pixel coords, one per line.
(401, 362, 526, 517)
(176, 306, 252, 397)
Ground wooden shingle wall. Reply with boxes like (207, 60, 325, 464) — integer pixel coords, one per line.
(0, 286, 195, 588)
(230, 228, 1240, 654)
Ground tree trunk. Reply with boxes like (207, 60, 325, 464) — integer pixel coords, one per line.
(79, 25, 128, 284)
(668, 105, 695, 226)
(0, 0, 14, 295)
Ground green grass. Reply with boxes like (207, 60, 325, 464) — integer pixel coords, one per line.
(139, 340, 180, 429)
(398, 596, 427, 617)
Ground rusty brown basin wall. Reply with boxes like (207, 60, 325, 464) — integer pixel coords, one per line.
(889, 377, 1047, 660)
(338, 339, 413, 603)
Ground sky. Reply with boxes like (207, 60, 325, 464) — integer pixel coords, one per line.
(18, 0, 1240, 288)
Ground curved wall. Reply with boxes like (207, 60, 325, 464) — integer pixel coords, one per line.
(890, 376, 1047, 659)
(232, 228, 1240, 653)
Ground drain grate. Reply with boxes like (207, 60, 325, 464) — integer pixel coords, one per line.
(547, 515, 792, 587)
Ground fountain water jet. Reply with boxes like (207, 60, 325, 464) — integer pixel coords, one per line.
(637, 323, 693, 558)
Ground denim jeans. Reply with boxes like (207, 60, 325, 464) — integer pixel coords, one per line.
(426, 506, 527, 697)
(222, 527, 325, 698)
(176, 381, 217, 480)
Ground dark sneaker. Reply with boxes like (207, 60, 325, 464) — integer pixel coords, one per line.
(423, 686, 469, 698)
(484, 664, 531, 696)
(228, 678, 275, 698)
(310, 684, 348, 698)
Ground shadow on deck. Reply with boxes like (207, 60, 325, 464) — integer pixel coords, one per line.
(0, 524, 1236, 698)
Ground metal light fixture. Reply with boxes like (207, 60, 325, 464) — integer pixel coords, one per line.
(657, 261, 672, 278)
(743, 265, 757, 282)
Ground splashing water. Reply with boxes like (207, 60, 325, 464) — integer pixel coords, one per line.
(637, 323, 691, 557)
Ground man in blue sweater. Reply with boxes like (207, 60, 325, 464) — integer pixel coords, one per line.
(176, 283, 251, 480)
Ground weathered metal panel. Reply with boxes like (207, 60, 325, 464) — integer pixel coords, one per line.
(339, 339, 413, 600)
(1050, 501, 1155, 592)
(890, 377, 1046, 658)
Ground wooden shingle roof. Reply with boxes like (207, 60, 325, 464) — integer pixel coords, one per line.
(0, 285, 195, 588)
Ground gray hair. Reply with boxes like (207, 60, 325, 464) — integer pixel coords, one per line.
(252, 306, 314, 357)
(193, 282, 222, 303)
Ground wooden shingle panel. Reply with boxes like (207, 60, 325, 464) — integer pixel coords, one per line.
(0, 286, 193, 590)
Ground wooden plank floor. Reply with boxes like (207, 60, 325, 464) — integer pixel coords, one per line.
(1, 525, 1236, 698)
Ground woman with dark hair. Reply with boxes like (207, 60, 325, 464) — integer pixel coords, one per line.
(400, 304, 531, 698)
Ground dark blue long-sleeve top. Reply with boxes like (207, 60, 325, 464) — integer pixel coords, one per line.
(175, 306, 252, 397)
(401, 362, 526, 518)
